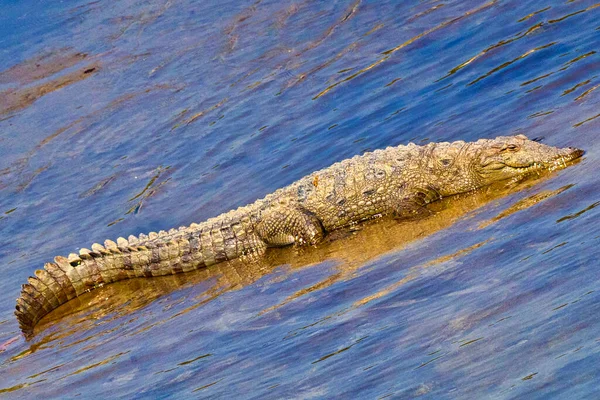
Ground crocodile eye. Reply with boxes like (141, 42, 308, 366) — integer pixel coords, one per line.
(503, 144, 519, 152)
(440, 158, 452, 166)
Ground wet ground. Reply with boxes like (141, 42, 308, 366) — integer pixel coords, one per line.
(1, 0, 599, 398)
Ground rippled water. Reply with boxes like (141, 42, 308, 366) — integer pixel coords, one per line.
(1, 0, 599, 398)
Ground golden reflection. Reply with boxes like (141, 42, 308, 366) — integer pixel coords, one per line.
(478, 184, 574, 229)
(313, 1, 497, 99)
(574, 83, 600, 101)
(272, 0, 363, 96)
(556, 200, 600, 223)
(517, 6, 551, 22)
(192, 378, 225, 393)
(381, 1, 497, 56)
(561, 79, 592, 96)
(469, 42, 556, 86)
(521, 72, 555, 87)
(363, 23, 384, 37)
(408, 4, 446, 23)
(520, 50, 597, 91)
(4, 85, 175, 192)
(573, 112, 600, 128)
(548, 3, 600, 24)
(299, 0, 361, 55)
(27, 364, 64, 379)
(273, 2, 305, 31)
(279, 43, 358, 94)
(385, 77, 401, 87)
(527, 110, 554, 119)
(458, 336, 484, 347)
(311, 335, 368, 364)
(525, 85, 542, 94)
(0, 62, 99, 116)
(0, 380, 45, 395)
(350, 240, 490, 310)
(220, 0, 263, 57)
(59, 352, 129, 380)
(180, 97, 228, 126)
(313, 56, 389, 99)
(438, 22, 543, 82)
(0, 48, 88, 86)
(229, 67, 261, 88)
(560, 51, 597, 71)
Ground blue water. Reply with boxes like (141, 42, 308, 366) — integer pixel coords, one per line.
(1, 0, 599, 398)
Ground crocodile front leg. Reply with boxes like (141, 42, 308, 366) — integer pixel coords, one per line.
(390, 184, 441, 219)
(256, 206, 324, 246)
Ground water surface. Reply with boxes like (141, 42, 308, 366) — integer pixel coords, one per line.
(1, 0, 599, 398)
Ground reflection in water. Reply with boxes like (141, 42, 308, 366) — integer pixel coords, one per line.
(2, 83, 180, 193)
(314, 1, 497, 99)
(556, 199, 600, 223)
(1, 0, 598, 397)
(477, 183, 574, 229)
(0, 61, 99, 116)
(469, 42, 557, 86)
(518, 6, 551, 23)
(438, 22, 544, 82)
(0, 49, 89, 86)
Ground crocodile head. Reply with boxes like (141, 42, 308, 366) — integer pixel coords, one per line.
(474, 134, 583, 185)
(430, 135, 584, 196)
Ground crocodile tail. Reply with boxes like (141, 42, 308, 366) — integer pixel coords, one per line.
(15, 219, 267, 337)
(14, 236, 203, 336)
(15, 209, 266, 338)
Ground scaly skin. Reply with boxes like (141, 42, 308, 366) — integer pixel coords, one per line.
(15, 135, 583, 336)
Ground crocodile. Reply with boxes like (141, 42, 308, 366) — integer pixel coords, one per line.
(14, 134, 583, 336)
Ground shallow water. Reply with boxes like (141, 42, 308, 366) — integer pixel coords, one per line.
(1, 0, 599, 398)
